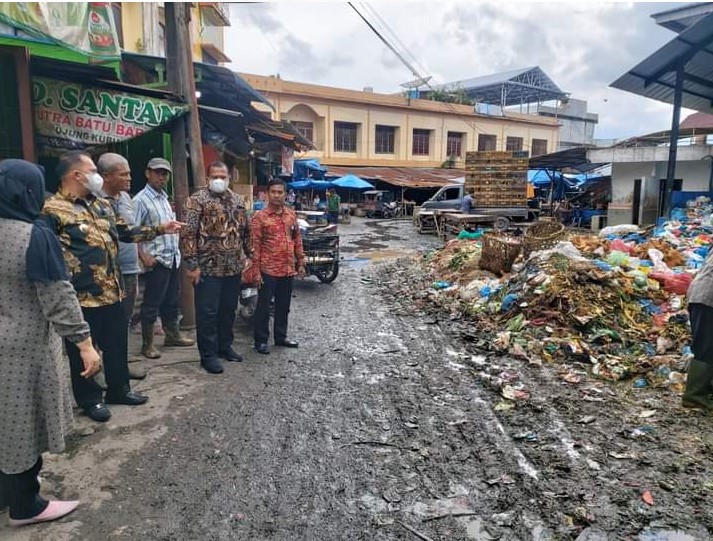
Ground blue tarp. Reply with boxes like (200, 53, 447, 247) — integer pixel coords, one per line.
(331, 174, 374, 189)
(287, 179, 332, 190)
(528, 169, 585, 187)
(293, 159, 327, 180)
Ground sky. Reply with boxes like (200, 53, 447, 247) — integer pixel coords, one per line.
(224, 2, 696, 141)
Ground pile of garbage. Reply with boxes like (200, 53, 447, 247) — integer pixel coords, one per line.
(422, 215, 713, 384)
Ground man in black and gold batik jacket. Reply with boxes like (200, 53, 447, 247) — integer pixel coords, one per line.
(41, 151, 183, 422)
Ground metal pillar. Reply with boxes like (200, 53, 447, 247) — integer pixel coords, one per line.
(665, 63, 684, 184)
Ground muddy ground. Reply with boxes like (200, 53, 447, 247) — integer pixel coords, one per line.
(1, 218, 711, 541)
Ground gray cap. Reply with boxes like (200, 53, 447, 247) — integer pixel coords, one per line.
(146, 157, 172, 172)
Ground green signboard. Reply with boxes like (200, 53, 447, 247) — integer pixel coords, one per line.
(32, 77, 188, 154)
(0, 2, 120, 58)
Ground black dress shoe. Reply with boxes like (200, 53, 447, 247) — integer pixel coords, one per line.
(201, 356, 224, 374)
(83, 403, 111, 422)
(255, 343, 270, 354)
(275, 339, 299, 348)
(105, 391, 149, 406)
(219, 348, 243, 362)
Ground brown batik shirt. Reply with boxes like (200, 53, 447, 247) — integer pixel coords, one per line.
(41, 188, 161, 308)
(181, 188, 251, 277)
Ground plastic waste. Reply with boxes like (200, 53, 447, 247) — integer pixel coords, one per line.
(501, 293, 519, 312)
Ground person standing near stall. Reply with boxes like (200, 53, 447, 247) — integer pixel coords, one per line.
(42, 151, 183, 422)
(133, 157, 194, 359)
(0, 159, 101, 526)
(327, 188, 341, 224)
(182, 162, 251, 374)
(683, 251, 713, 409)
(252, 178, 306, 355)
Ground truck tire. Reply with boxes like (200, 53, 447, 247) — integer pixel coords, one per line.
(494, 216, 510, 231)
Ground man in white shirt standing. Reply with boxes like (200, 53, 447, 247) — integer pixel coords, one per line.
(133, 157, 194, 359)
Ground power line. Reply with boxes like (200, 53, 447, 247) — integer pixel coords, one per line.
(347, 2, 423, 80)
(347, 3, 558, 146)
(358, 2, 430, 78)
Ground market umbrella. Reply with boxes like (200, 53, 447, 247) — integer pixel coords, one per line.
(331, 174, 374, 190)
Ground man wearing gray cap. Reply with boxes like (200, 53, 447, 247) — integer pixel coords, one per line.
(133, 157, 194, 359)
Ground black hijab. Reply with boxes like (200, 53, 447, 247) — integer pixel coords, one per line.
(0, 159, 69, 283)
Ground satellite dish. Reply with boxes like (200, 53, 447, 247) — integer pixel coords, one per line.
(399, 76, 432, 89)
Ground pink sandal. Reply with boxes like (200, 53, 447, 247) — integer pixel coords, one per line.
(9, 500, 79, 527)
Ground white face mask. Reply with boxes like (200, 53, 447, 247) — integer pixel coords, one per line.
(209, 178, 228, 194)
(83, 172, 104, 193)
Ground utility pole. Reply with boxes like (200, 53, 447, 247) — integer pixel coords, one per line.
(165, 2, 206, 328)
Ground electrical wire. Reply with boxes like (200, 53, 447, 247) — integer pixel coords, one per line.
(348, 2, 551, 148)
(349, 2, 489, 137)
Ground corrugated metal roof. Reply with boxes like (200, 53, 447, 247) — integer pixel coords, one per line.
(430, 66, 566, 106)
(325, 166, 464, 188)
(610, 12, 713, 114)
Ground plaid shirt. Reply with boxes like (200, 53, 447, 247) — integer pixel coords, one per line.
(251, 205, 305, 278)
(133, 184, 181, 268)
(181, 188, 251, 277)
(41, 188, 160, 308)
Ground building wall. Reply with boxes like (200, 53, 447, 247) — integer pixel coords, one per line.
(607, 159, 713, 226)
(246, 76, 560, 168)
(118, 3, 228, 63)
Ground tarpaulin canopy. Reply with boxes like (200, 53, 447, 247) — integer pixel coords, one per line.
(293, 159, 328, 180)
(287, 179, 332, 190)
(331, 174, 374, 189)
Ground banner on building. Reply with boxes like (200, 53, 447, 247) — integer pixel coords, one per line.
(0, 2, 120, 58)
(32, 77, 188, 154)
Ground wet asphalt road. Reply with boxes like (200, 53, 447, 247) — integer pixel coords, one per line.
(71, 218, 467, 541)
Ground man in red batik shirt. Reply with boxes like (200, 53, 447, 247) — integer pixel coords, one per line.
(251, 178, 306, 354)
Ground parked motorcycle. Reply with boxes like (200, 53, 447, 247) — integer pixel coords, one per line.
(381, 201, 402, 219)
(302, 222, 339, 283)
(238, 283, 258, 323)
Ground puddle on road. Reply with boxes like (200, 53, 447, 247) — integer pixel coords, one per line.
(342, 257, 370, 269)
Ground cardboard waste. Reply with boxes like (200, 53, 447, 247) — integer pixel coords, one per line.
(423, 197, 713, 385)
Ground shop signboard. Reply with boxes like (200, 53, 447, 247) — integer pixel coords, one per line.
(32, 76, 188, 154)
(0, 2, 120, 58)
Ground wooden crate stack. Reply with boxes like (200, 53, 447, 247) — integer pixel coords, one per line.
(465, 151, 529, 208)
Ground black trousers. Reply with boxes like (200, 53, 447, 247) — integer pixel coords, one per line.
(254, 273, 294, 346)
(689, 303, 713, 361)
(140, 261, 180, 326)
(0, 456, 48, 520)
(195, 274, 240, 361)
(66, 302, 130, 408)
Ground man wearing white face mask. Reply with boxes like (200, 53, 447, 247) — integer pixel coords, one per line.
(181, 161, 251, 374)
(133, 157, 194, 359)
(41, 151, 184, 422)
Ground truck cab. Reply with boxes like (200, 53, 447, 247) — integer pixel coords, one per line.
(420, 185, 463, 210)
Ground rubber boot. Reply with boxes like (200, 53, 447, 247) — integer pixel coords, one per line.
(141, 322, 161, 359)
(163, 321, 195, 347)
(682, 359, 713, 409)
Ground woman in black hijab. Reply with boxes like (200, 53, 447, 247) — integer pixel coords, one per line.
(0, 159, 101, 527)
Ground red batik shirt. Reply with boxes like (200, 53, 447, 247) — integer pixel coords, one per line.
(251, 205, 305, 277)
